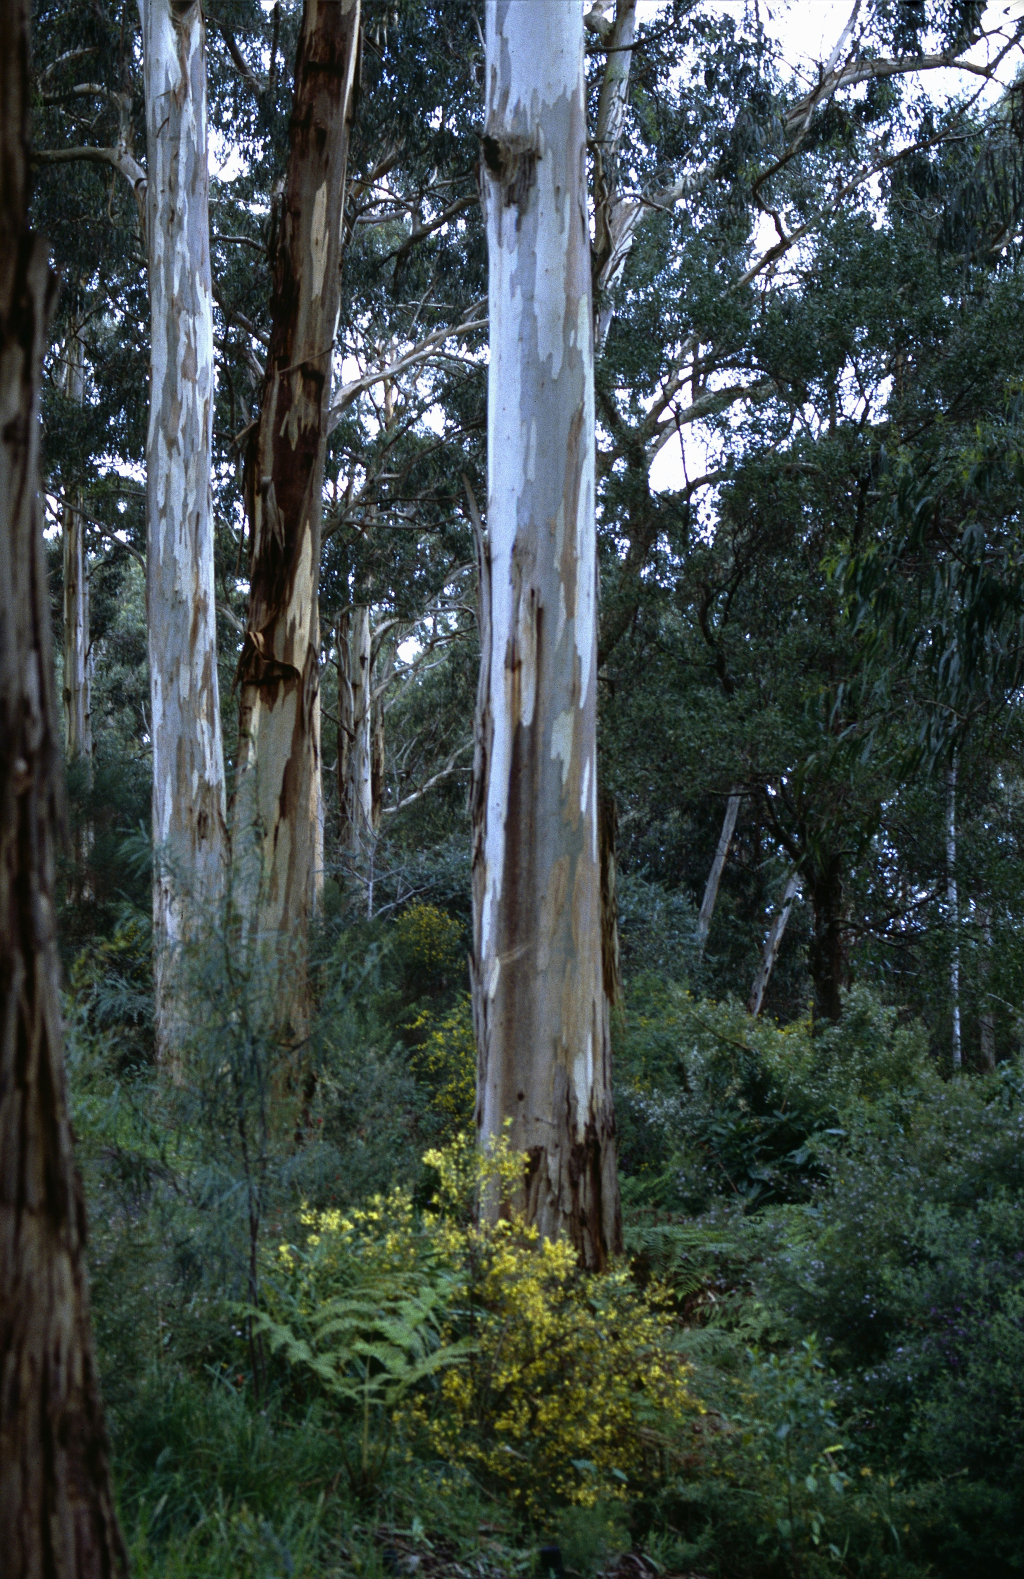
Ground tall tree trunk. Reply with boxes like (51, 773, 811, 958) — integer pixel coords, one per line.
(749, 869, 800, 1017)
(947, 756, 962, 1070)
(233, 0, 360, 1005)
(61, 330, 93, 899)
(599, 786, 623, 1011)
(337, 604, 375, 857)
(0, 4, 127, 1565)
(473, 0, 621, 1270)
(978, 904, 996, 1070)
(695, 790, 740, 958)
(590, 0, 638, 351)
(141, 0, 227, 1058)
(62, 331, 91, 769)
(805, 855, 845, 1025)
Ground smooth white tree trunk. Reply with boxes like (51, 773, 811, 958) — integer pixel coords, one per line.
(338, 604, 376, 855)
(695, 790, 740, 957)
(61, 332, 91, 768)
(947, 757, 961, 1070)
(473, 0, 620, 1268)
(749, 869, 800, 1018)
(141, 0, 226, 1057)
(590, 0, 638, 350)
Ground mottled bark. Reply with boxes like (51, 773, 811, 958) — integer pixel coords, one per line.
(336, 604, 377, 857)
(590, 0, 638, 351)
(61, 332, 91, 768)
(233, 0, 360, 990)
(695, 791, 740, 958)
(473, 0, 621, 1270)
(141, 0, 227, 1058)
(749, 869, 800, 1018)
(0, 3, 127, 1567)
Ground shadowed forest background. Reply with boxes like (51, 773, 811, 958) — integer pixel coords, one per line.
(22, 0, 1024, 1572)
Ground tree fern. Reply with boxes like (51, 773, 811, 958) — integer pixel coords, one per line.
(247, 1263, 472, 1495)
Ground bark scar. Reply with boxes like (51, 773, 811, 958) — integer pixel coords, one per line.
(480, 132, 540, 214)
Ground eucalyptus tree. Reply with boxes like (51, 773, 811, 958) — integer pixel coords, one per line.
(335, 603, 379, 863)
(32, 0, 150, 751)
(60, 328, 91, 769)
(474, 0, 620, 1267)
(140, 0, 227, 1056)
(232, 0, 360, 1015)
(601, 30, 1024, 1024)
(695, 789, 741, 956)
(590, 0, 1024, 677)
(0, 0, 125, 1564)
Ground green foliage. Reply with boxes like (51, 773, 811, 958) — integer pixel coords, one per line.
(408, 992, 476, 1140)
(68, 911, 154, 1066)
(391, 902, 467, 998)
(256, 1195, 472, 1494)
(617, 983, 929, 1211)
(554, 1505, 630, 1577)
(249, 1137, 700, 1523)
(64, 907, 1024, 1577)
(42, 1, 1024, 1566)
(760, 1063, 1024, 1511)
(662, 1339, 862, 1577)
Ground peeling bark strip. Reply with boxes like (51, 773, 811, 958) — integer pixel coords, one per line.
(141, 0, 227, 1058)
(0, 1, 127, 1567)
(472, 0, 621, 1270)
(233, 0, 361, 970)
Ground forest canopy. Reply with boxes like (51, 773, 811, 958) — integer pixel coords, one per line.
(6, 0, 1024, 1573)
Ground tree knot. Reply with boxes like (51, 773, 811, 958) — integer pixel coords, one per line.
(480, 131, 540, 213)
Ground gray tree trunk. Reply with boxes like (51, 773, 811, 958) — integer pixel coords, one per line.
(0, 5, 127, 1564)
(337, 604, 376, 856)
(61, 331, 91, 768)
(749, 870, 801, 1018)
(233, 0, 360, 1022)
(947, 757, 961, 1070)
(141, 0, 227, 1058)
(695, 790, 740, 957)
(472, 0, 621, 1269)
(590, 0, 638, 351)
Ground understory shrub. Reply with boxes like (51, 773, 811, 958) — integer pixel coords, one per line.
(407, 992, 476, 1140)
(617, 983, 930, 1209)
(260, 1134, 701, 1520)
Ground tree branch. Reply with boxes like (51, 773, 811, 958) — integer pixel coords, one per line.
(381, 741, 473, 816)
(326, 306, 486, 434)
(33, 146, 146, 233)
(216, 24, 266, 95)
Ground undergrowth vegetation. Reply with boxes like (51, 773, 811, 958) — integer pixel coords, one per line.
(67, 902, 1024, 1579)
